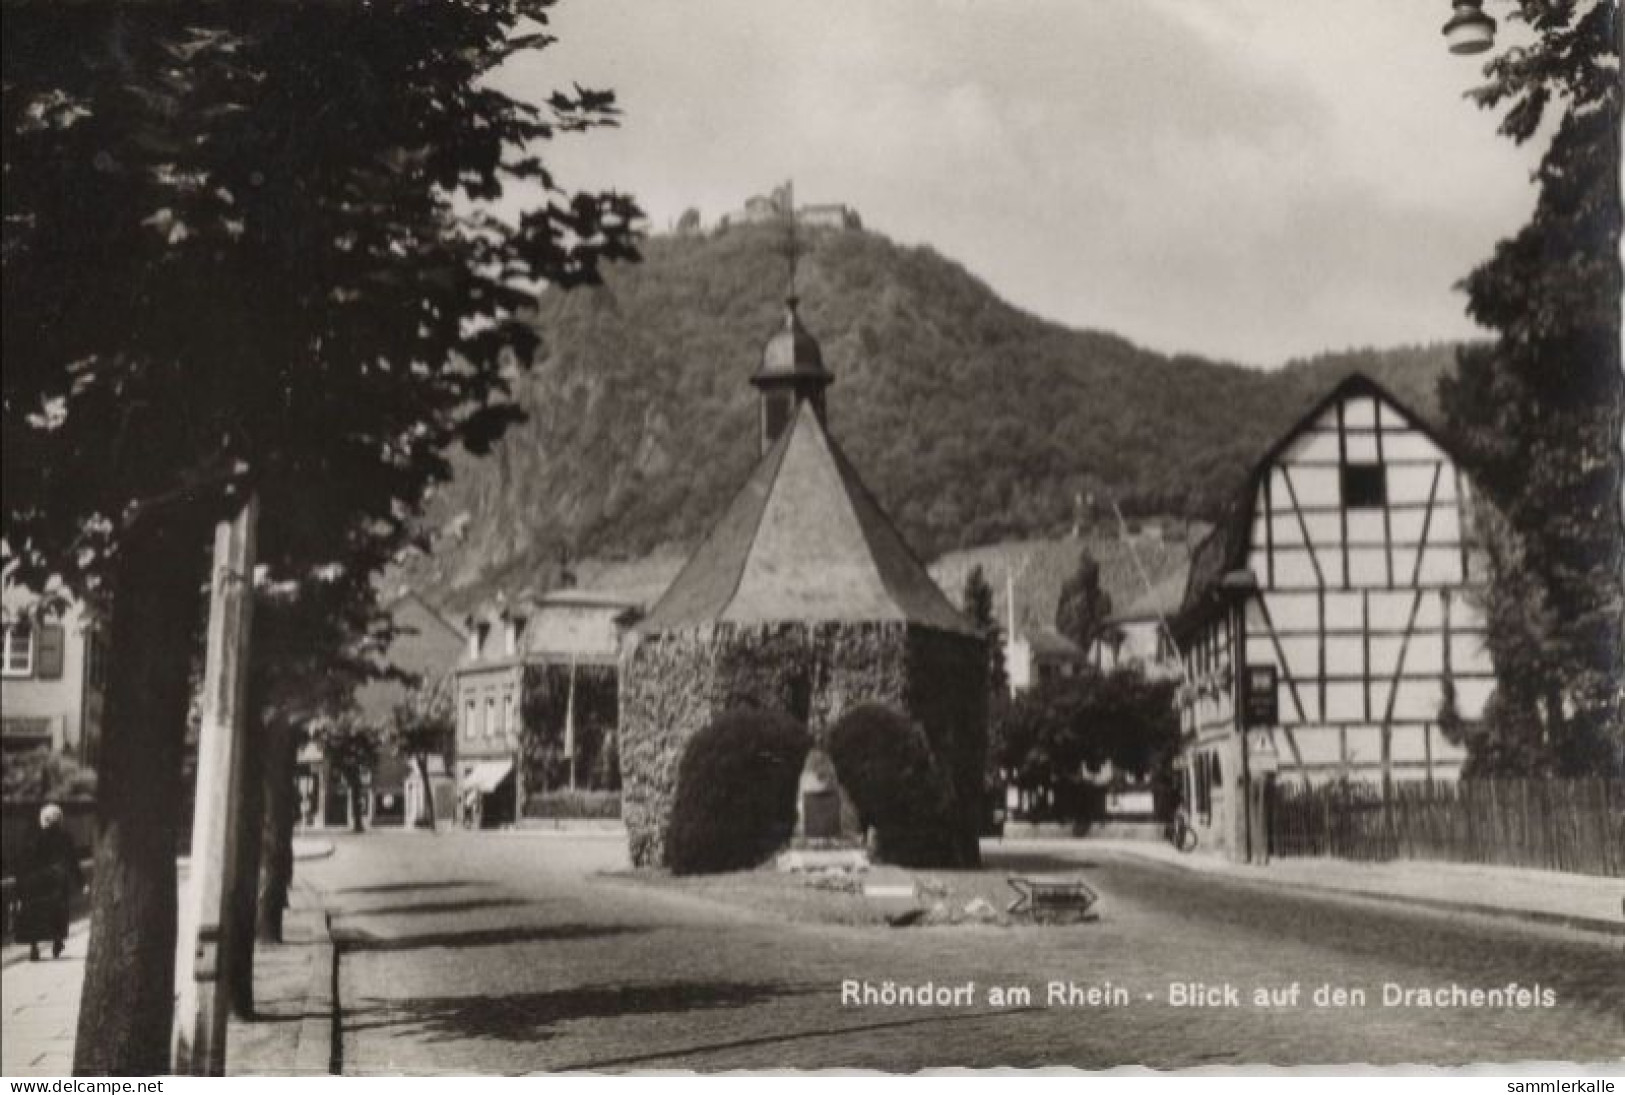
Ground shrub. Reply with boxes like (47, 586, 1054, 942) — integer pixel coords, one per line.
(666, 707, 811, 875)
(523, 790, 622, 820)
(827, 703, 961, 867)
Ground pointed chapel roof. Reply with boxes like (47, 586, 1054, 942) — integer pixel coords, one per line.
(639, 401, 976, 636)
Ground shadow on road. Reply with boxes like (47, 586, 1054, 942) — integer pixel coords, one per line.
(345, 897, 536, 918)
(332, 880, 485, 897)
(343, 979, 815, 1044)
(334, 923, 647, 954)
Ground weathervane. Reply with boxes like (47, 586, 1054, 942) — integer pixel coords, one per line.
(772, 179, 805, 300)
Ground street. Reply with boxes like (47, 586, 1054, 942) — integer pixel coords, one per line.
(307, 833, 1624, 1073)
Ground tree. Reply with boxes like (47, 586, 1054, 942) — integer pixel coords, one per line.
(1438, 0, 1623, 776)
(1055, 551, 1113, 654)
(386, 676, 457, 830)
(990, 667, 1178, 824)
(313, 715, 382, 835)
(960, 565, 1008, 698)
(3, 4, 638, 1073)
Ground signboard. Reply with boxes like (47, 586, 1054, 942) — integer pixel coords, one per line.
(1242, 664, 1278, 728)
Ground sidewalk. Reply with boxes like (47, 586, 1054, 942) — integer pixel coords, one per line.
(0, 838, 336, 1077)
(1070, 837, 1625, 935)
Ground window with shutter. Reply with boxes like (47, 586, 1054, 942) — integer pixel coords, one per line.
(35, 624, 66, 679)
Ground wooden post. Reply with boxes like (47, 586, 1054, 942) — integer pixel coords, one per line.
(174, 495, 258, 1076)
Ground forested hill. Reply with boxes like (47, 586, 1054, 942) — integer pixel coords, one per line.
(404, 223, 1461, 608)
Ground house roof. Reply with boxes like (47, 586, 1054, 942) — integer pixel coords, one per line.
(1020, 626, 1085, 659)
(1111, 564, 1189, 623)
(1173, 372, 1462, 634)
(639, 400, 976, 636)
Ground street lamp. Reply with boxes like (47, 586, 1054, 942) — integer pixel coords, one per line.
(1442, 0, 1497, 54)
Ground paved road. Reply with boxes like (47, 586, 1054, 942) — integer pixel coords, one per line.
(307, 833, 1623, 1073)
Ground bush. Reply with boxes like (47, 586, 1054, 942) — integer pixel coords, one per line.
(666, 707, 810, 875)
(1, 748, 97, 804)
(827, 703, 962, 867)
(523, 790, 621, 820)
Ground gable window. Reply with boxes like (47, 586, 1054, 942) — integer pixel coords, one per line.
(1341, 463, 1387, 509)
(3, 624, 33, 677)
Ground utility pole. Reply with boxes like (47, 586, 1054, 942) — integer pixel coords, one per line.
(174, 494, 258, 1075)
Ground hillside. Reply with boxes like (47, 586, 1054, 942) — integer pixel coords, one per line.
(399, 223, 1460, 611)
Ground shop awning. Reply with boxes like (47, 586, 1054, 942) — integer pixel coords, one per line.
(462, 759, 513, 794)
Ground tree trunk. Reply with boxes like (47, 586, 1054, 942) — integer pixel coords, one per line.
(348, 778, 365, 833)
(226, 709, 267, 1018)
(73, 515, 208, 1076)
(415, 752, 436, 830)
(256, 719, 296, 943)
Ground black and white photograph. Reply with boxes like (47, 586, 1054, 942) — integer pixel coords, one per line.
(1, 0, 1621, 1080)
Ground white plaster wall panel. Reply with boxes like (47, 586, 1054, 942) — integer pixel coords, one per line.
(1390, 507, 1428, 542)
(1270, 514, 1308, 549)
(1387, 464, 1442, 504)
(1273, 550, 1320, 588)
(1292, 430, 1342, 463)
(1345, 511, 1386, 544)
(1295, 727, 1342, 763)
(1344, 725, 1382, 764)
(1326, 682, 1365, 721)
(1448, 632, 1491, 673)
(1343, 430, 1380, 463)
(1278, 636, 1320, 681)
(1323, 591, 1362, 627)
(1419, 548, 1465, 585)
(1326, 635, 1364, 674)
(1266, 591, 1319, 631)
(1367, 591, 1418, 631)
(1349, 547, 1388, 587)
(1250, 516, 1269, 552)
(1405, 679, 1452, 721)
(1297, 511, 1342, 546)
(1383, 431, 1447, 462)
(1366, 679, 1391, 720)
(1455, 676, 1493, 719)
(1412, 593, 1444, 630)
(1343, 397, 1378, 427)
(1391, 545, 1420, 584)
(1427, 505, 1462, 544)
(1402, 633, 1445, 675)
(1434, 735, 1469, 762)
(1390, 724, 1432, 762)
(1288, 467, 1341, 505)
(1245, 635, 1276, 667)
(1368, 635, 1405, 678)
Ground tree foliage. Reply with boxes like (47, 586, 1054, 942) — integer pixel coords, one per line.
(1439, 0, 1623, 775)
(312, 714, 382, 834)
(666, 707, 809, 875)
(1054, 550, 1113, 653)
(827, 703, 964, 867)
(2, 3, 638, 1072)
(990, 668, 1178, 822)
(960, 564, 1008, 699)
(385, 673, 457, 827)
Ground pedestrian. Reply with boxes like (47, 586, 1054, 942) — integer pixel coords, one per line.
(15, 803, 84, 961)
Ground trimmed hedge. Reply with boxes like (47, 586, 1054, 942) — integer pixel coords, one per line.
(666, 707, 811, 875)
(523, 790, 622, 820)
(828, 703, 963, 867)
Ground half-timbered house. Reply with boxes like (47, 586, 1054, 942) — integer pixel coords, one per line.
(1171, 374, 1493, 860)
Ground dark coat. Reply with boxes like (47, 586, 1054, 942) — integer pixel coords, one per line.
(14, 825, 82, 944)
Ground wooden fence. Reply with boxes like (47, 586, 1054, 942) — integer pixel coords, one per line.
(1266, 778, 1624, 877)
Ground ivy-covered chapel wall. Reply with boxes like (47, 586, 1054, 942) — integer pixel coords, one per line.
(620, 620, 988, 868)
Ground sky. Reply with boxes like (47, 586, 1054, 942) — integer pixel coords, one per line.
(498, 0, 1542, 368)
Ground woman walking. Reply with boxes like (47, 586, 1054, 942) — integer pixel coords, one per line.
(16, 803, 83, 961)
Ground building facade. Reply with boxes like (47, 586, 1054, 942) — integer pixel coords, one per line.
(1172, 374, 1493, 859)
(454, 588, 637, 828)
(1, 585, 104, 765)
